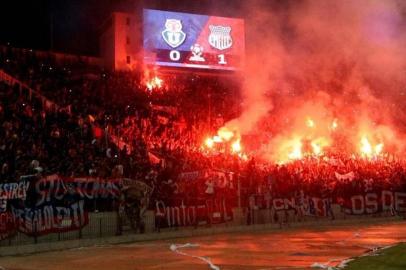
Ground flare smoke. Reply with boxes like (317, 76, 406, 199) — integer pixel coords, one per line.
(223, 0, 406, 160)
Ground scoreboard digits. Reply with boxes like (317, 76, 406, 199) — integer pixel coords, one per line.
(169, 50, 181, 61)
(168, 49, 228, 65)
(218, 54, 227, 65)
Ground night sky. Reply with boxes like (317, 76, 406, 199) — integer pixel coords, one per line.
(0, 0, 249, 56)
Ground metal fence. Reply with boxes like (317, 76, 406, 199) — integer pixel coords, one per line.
(0, 212, 120, 247)
(1, 207, 402, 248)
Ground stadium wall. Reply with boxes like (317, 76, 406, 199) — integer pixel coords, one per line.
(0, 207, 403, 256)
(0, 210, 401, 256)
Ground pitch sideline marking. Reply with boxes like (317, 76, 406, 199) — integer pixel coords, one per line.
(169, 243, 220, 270)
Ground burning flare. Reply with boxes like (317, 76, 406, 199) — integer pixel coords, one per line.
(306, 117, 315, 128)
(311, 141, 322, 156)
(360, 136, 372, 156)
(231, 140, 241, 153)
(218, 127, 235, 142)
(311, 137, 330, 156)
(145, 76, 163, 91)
(287, 138, 303, 161)
(331, 119, 338, 130)
(360, 136, 384, 158)
(374, 143, 384, 155)
(205, 138, 214, 149)
(203, 127, 246, 158)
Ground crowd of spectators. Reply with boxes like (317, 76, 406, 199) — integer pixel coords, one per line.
(0, 80, 127, 181)
(0, 46, 240, 189)
(1, 45, 406, 212)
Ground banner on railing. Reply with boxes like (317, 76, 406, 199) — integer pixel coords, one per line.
(0, 174, 123, 240)
(248, 189, 406, 217)
(155, 197, 233, 227)
(250, 194, 332, 217)
(339, 190, 406, 215)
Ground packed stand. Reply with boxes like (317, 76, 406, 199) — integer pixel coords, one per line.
(1, 45, 406, 212)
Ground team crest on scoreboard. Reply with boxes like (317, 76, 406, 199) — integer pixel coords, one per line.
(208, 25, 233, 50)
(162, 19, 186, 48)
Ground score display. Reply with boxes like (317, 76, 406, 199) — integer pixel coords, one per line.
(143, 9, 245, 71)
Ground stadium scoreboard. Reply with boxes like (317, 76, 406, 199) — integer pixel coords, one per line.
(143, 9, 245, 71)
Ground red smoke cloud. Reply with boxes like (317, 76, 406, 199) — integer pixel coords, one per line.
(221, 0, 406, 162)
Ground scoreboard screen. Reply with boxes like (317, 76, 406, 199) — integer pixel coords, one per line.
(143, 9, 245, 71)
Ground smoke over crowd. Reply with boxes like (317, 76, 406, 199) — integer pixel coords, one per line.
(222, 0, 406, 162)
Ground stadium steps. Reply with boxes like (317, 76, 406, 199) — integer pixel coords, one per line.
(0, 68, 60, 111)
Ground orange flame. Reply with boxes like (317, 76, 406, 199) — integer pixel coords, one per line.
(205, 137, 214, 148)
(218, 127, 235, 141)
(311, 137, 330, 156)
(203, 126, 245, 157)
(311, 141, 322, 156)
(360, 136, 373, 157)
(375, 143, 384, 155)
(231, 139, 241, 153)
(360, 136, 384, 158)
(306, 117, 315, 128)
(146, 76, 163, 91)
(287, 139, 303, 160)
(240, 153, 248, 161)
(331, 119, 338, 130)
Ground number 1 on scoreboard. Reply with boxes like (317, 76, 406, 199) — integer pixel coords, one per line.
(218, 54, 227, 65)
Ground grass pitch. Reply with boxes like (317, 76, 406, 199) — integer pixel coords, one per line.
(345, 243, 406, 270)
